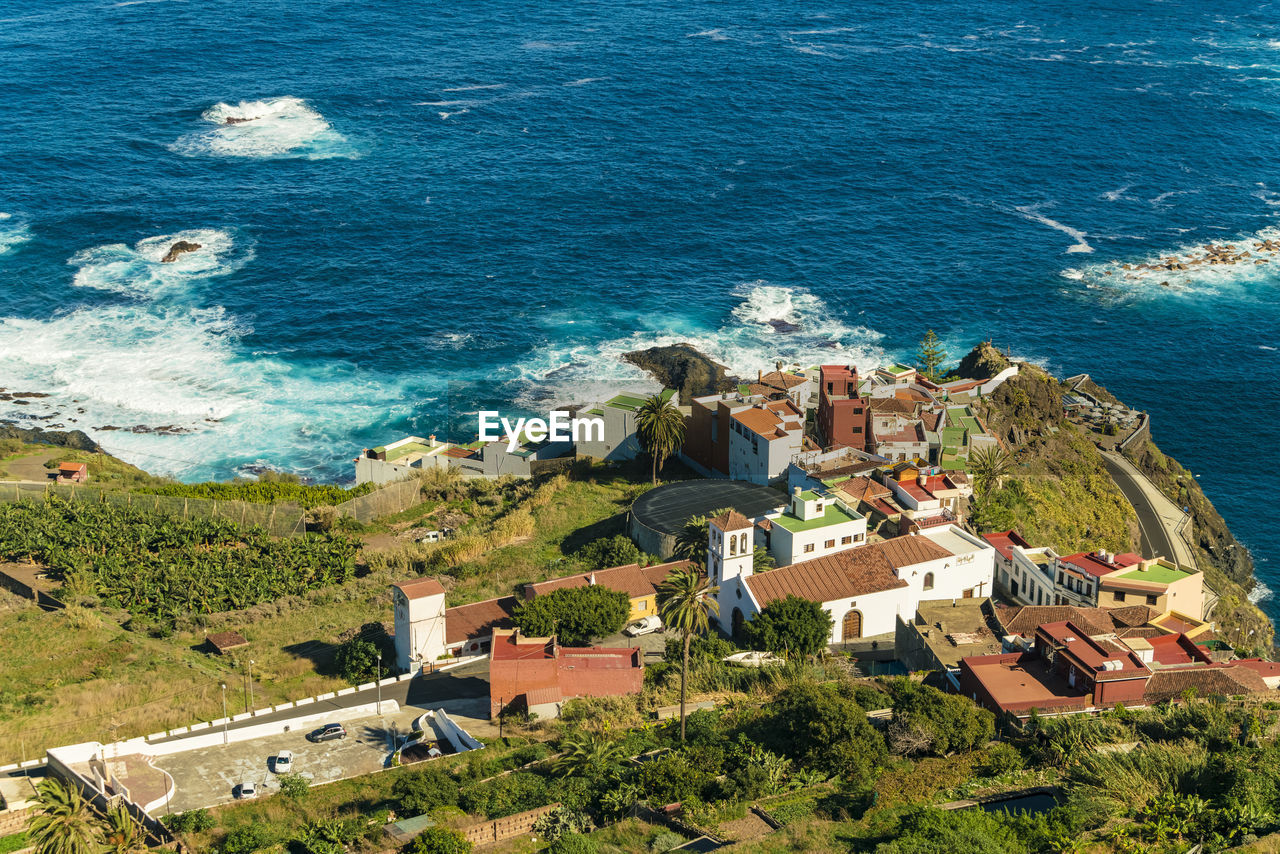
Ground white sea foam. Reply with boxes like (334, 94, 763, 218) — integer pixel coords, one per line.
(1249, 579, 1273, 604)
(1064, 225, 1280, 299)
(688, 29, 730, 41)
(68, 229, 249, 298)
(565, 77, 607, 87)
(0, 213, 32, 255)
(512, 282, 886, 408)
(170, 97, 357, 160)
(1014, 204, 1094, 253)
(1100, 185, 1133, 202)
(442, 84, 506, 92)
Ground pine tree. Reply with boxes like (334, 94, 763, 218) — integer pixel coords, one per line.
(916, 330, 948, 381)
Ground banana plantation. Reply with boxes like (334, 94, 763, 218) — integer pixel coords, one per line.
(0, 497, 358, 622)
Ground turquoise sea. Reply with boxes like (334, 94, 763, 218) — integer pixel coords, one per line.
(0, 0, 1275, 612)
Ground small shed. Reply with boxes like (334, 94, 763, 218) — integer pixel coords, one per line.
(55, 462, 89, 483)
(206, 631, 249, 655)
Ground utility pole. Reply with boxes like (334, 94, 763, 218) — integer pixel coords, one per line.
(376, 661, 382, 715)
(221, 683, 228, 745)
(498, 697, 504, 739)
(247, 660, 255, 714)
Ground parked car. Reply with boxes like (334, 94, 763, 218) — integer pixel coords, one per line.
(273, 750, 293, 773)
(236, 781, 257, 799)
(306, 723, 347, 743)
(623, 616, 663, 637)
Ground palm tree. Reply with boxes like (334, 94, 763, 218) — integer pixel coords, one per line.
(968, 445, 1013, 497)
(657, 566, 719, 742)
(28, 778, 102, 854)
(552, 732, 628, 780)
(671, 508, 731, 565)
(103, 804, 147, 854)
(635, 393, 686, 485)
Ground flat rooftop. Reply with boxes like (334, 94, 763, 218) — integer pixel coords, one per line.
(1111, 562, 1192, 586)
(967, 655, 1091, 711)
(920, 526, 980, 556)
(631, 479, 786, 536)
(773, 502, 862, 533)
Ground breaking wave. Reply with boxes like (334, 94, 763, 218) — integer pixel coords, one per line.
(170, 97, 358, 160)
(68, 229, 249, 297)
(0, 213, 32, 255)
(511, 282, 885, 408)
(1064, 226, 1280, 299)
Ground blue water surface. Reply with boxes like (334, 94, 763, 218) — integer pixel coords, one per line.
(0, 0, 1275, 612)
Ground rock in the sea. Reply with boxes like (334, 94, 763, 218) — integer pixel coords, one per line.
(161, 241, 202, 263)
(0, 421, 100, 452)
(767, 318, 802, 334)
(623, 344, 742, 401)
(224, 116, 255, 125)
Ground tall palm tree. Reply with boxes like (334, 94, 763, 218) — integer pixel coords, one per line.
(635, 393, 686, 485)
(103, 804, 147, 854)
(28, 778, 102, 854)
(968, 445, 1013, 497)
(657, 566, 719, 742)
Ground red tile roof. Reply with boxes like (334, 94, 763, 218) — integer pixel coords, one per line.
(836, 476, 891, 504)
(980, 530, 1032, 561)
(392, 577, 446, 600)
(524, 560, 692, 601)
(1057, 552, 1123, 579)
(710, 509, 754, 532)
(445, 596, 518, 645)
(1143, 666, 1268, 703)
(743, 537, 947, 607)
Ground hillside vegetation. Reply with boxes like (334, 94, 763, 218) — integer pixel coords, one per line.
(970, 351, 1271, 653)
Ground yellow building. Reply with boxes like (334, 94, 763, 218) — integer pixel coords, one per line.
(523, 559, 695, 622)
(1097, 558, 1204, 620)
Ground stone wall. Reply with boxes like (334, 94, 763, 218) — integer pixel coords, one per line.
(460, 803, 561, 846)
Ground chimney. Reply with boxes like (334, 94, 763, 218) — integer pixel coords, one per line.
(793, 486, 801, 497)
(758, 369, 763, 384)
(429, 434, 438, 447)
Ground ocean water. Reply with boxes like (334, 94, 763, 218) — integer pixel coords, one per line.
(0, 0, 1276, 614)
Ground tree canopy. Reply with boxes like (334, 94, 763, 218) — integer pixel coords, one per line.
(514, 585, 630, 646)
(744, 595, 833, 659)
(916, 330, 948, 382)
(575, 534, 645, 570)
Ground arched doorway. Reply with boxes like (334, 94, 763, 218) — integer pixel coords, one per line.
(842, 609, 863, 641)
(731, 607, 745, 641)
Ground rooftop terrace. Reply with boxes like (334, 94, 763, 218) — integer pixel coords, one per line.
(1111, 561, 1193, 586)
(772, 501, 862, 533)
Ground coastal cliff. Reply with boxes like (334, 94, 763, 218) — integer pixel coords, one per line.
(969, 349, 1272, 654)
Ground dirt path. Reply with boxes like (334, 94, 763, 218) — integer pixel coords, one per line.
(1, 450, 56, 482)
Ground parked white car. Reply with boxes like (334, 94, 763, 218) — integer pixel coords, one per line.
(274, 751, 293, 773)
(623, 616, 663, 637)
(236, 781, 257, 799)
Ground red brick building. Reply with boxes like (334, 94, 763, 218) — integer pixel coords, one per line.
(488, 628, 644, 719)
(815, 365, 869, 452)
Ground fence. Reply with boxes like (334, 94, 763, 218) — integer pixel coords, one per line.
(0, 483, 305, 538)
(334, 478, 421, 524)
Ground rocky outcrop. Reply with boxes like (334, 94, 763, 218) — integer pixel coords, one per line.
(955, 341, 1012, 381)
(623, 344, 742, 401)
(224, 116, 255, 125)
(0, 421, 100, 452)
(161, 241, 202, 263)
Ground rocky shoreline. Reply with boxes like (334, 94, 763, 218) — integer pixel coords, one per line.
(623, 343, 742, 401)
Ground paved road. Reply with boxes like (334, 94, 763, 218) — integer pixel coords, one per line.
(1100, 450, 1194, 565)
(152, 660, 492, 746)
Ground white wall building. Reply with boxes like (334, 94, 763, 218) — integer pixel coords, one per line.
(760, 487, 867, 567)
(726, 399, 805, 486)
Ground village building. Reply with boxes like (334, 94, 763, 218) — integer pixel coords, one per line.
(895, 597, 1004, 674)
(55, 461, 89, 484)
(815, 364, 870, 452)
(709, 509, 994, 643)
(522, 560, 693, 623)
(683, 390, 808, 484)
(881, 465, 967, 529)
(755, 487, 868, 567)
(487, 628, 644, 720)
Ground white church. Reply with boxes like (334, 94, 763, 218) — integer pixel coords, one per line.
(708, 486, 995, 643)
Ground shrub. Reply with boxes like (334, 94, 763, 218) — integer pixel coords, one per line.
(164, 808, 214, 834)
(549, 832, 595, 854)
(276, 772, 310, 799)
(633, 752, 713, 806)
(977, 743, 1025, 777)
(753, 682, 887, 785)
(335, 635, 383, 684)
(888, 682, 994, 756)
(576, 535, 643, 569)
(459, 772, 554, 819)
(532, 807, 593, 842)
(393, 767, 459, 815)
(408, 826, 472, 854)
(222, 824, 274, 854)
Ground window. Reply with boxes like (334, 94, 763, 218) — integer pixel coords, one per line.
(1146, 594, 1158, 606)
(804, 544, 815, 553)
(841, 536, 852, 545)
(729, 536, 738, 556)
(1114, 591, 1126, 602)
(854, 534, 864, 543)
(923, 572, 934, 591)
(739, 533, 749, 554)
(824, 539, 835, 549)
